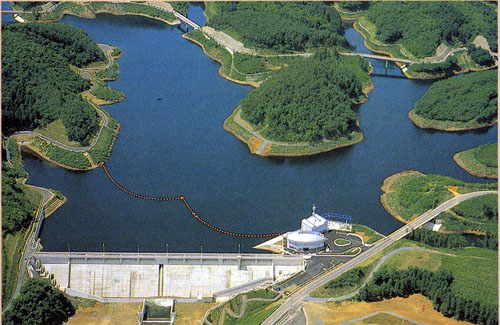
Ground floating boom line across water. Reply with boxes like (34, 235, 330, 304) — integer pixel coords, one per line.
(102, 165, 281, 238)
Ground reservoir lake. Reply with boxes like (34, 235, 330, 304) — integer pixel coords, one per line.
(22, 6, 497, 253)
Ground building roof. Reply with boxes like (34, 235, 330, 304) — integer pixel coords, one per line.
(302, 213, 326, 229)
(287, 230, 325, 243)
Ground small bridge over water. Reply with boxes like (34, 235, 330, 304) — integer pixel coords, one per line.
(174, 11, 200, 30)
(340, 52, 417, 64)
(1, 10, 24, 14)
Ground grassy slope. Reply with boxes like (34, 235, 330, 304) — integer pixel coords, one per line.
(379, 246, 498, 306)
(34, 120, 82, 148)
(381, 171, 497, 222)
(2, 232, 26, 308)
(454, 143, 498, 179)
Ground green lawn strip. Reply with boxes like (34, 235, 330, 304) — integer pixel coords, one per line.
(31, 137, 91, 169)
(311, 260, 378, 298)
(34, 120, 82, 148)
(335, 238, 351, 245)
(2, 232, 26, 308)
(245, 289, 278, 300)
(224, 301, 280, 325)
(223, 108, 254, 143)
(454, 143, 497, 178)
(384, 172, 497, 222)
(89, 116, 120, 165)
(352, 224, 384, 244)
(266, 131, 363, 156)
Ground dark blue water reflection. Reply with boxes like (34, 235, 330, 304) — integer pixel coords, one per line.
(22, 14, 497, 253)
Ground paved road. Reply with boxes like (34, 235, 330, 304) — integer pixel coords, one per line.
(340, 52, 416, 64)
(262, 190, 497, 324)
(10, 44, 112, 153)
(3, 186, 52, 314)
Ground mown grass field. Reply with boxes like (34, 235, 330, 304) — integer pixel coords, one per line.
(379, 246, 498, 306)
(34, 120, 82, 148)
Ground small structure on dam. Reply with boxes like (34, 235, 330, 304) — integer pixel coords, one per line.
(31, 252, 304, 300)
(256, 205, 358, 253)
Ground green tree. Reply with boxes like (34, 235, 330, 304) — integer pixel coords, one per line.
(3, 278, 75, 325)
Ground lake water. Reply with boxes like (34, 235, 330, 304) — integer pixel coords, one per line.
(21, 6, 497, 253)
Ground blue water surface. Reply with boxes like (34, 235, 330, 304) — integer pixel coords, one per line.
(22, 11, 497, 253)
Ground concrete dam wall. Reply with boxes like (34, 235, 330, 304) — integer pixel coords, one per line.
(34, 252, 304, 299)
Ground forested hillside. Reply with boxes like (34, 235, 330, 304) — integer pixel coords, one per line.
(240, 51, 368, 142)
(362, 1, 497, 58)
(2, 23, 105, 143)
(206, 2, 347, 52)
(412, 69, 497, 125)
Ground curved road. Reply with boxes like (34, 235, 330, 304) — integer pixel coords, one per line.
(262, 190, 497, 324)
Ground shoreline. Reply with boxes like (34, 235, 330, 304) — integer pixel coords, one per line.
(223, 106, 366, 157)
(182, 33, 261, 88)
(21, 6, 179, 26)
(408, 110, 497, 132)
(19, 144, 98, 171)
(380, 170, 424, 224)
(453, 152, 497, 180)
(351, 20, 495, 80)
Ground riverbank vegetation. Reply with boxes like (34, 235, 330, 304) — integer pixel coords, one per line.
(409, 69, 497, 131)
(353, 2, 497, 59)
(380, 171, 497, 223)
(169, 2, 190, 16)
(454, 143, 498, 179)
(184, 29, 273, 86)
(16, 1, 176, 25)
(91, 81, 126, 104)
(352, 224, 384, 244)
(206, 2, 347, 53)
(30, 137, 91, 170)
(2, 23, 103, 144)
(89, 115, 120, 165)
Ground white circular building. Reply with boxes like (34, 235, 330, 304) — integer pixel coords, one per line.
(286, 230, 325, 252)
